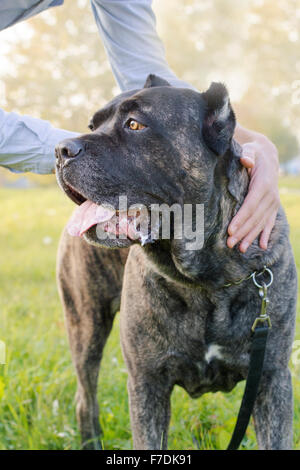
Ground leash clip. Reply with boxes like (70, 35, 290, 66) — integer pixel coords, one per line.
(251, 267, 273, 332)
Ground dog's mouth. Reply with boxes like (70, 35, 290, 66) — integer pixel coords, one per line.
(56, 166, 88, 206)
(67, 199, 145, 240)
(59, 177, 159, 246)
(63, 181, 87, 206)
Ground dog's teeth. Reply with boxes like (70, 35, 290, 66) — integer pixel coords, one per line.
(140, 234, 155, 246)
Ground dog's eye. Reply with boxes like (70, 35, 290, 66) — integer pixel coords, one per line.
(126, 119, 146, 131)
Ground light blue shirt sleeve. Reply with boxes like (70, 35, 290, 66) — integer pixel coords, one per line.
(90, 0, 192, 91)
(0, 0, 75, 175)
(0, 1, 64, 31)
(0, 109, 78, 174)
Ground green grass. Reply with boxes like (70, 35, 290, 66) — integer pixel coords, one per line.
(0, 178, 300, 450)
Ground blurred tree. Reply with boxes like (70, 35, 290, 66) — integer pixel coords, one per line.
(235, 104, 300, 163)
(154, 0, 300, 161)
(1, 0, 115, 132)
(0, 0, 299, 161)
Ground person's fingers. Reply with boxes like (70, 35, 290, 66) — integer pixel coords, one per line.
(227, 136, 280, 251)
(240, 156, 255, 169)
(238, 221, 266, 253)
(228, 207, 268, 249)
(242, 142, 256, 158)
(239, 208, 275, 253)
(228, 139, 280, 251)
(236, 200, 278, 253)
(259, 211, 277, 250)
(240, 143, 256, 169)
(227, 177, 266, 237)
(227, 190, 275, 249)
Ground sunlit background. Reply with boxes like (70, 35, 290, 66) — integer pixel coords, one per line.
(0, 0, 300, 451)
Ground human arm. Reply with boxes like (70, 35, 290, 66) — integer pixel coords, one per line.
(90, 0, 193, 91)
(0, 1, 78, 175)
(0, 108, 79, 174)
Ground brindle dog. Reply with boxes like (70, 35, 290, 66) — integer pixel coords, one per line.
(55, 75, 297, 450)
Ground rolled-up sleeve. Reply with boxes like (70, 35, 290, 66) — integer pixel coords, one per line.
(90, 0, 192, 91)
(0, 109, 79, 174)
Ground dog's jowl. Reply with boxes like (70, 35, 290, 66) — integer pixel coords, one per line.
(55, 75, 297, 450)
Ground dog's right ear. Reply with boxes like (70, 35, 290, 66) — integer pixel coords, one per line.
(201, 82, 236, 156)
(144, 74, 171, 88)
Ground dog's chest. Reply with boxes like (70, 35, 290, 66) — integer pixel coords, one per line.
(154, 295, 250, 397)
(174, 343, 245, 398)
(124, 264, 252, 396)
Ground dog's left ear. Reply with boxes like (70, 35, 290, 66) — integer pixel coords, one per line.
(144, 74, 171, 88)
(201, 82, 236, 156)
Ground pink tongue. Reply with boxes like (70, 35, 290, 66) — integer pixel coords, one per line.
(67, 200, 115, 237)
(67, 201, 152, 242)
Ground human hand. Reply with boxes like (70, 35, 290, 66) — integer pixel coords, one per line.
(227, 138, 280, 253)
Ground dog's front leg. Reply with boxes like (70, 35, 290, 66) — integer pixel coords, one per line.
(127, 375, 172, 450)
(252, 368, 293, 449)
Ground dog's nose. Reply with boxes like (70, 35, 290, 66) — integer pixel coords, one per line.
(56, 139, 83, 160)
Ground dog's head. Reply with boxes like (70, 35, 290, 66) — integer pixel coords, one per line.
(56, 75, 239, 249)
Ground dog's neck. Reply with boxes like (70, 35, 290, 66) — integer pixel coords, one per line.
(144, 144, 274, 289)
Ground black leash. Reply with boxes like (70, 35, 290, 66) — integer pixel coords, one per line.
(225, 267, 273, 450)
(227, 324, 269, 449)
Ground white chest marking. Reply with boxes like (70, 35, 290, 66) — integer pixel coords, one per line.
(205, 344, 223, 363)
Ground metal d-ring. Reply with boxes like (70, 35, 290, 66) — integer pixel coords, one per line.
(251, 266, 273, 289)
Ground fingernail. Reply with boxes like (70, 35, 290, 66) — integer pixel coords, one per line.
(240, 242, 249, 253)
(228, 237, 237, 248)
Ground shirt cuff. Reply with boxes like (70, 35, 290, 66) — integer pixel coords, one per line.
(40, 128, 80, 174)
